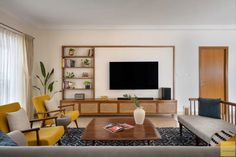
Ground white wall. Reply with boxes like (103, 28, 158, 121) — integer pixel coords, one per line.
(33, 29, 236, 113)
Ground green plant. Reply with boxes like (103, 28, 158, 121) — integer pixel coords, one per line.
(66, 72, 75, 78)
(81, 59, 90, 66)
(123, 94, 140, 108)
(69, 48, 75, 52)
(33, 61, 56, 95)
(83, 81, 91, 86)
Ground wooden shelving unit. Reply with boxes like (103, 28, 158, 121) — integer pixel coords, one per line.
(62, 46, 95, 99)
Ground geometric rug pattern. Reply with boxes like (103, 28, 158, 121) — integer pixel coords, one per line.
(61, 127, 208, 146)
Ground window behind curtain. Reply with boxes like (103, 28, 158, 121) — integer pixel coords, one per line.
(0, 27, 25, 105)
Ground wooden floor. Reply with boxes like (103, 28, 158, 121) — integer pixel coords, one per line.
(69, 115, 178, 128)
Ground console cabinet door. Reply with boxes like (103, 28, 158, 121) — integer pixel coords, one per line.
(119, 103, 135, 114)
(80, 103, 98, 115)
(141, 103, 157, 114)
(158, 102, 177, 114)
(100, 103, 117, 114)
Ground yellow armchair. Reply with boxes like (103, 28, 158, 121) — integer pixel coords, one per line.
(32, 95, 79, 128)
(0, 102, 64, 146)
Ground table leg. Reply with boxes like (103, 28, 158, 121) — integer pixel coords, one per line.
(92, 140, 95, 146)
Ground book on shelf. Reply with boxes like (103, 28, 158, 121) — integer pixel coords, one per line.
(64, 59, 76, 67)
(104, 123, 134, 133)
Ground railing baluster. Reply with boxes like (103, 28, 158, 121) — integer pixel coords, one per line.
(190, 100, 192, 115)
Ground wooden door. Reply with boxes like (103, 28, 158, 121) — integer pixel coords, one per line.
(199, 47, 228, 101)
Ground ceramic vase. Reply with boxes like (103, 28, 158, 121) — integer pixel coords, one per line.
(133, 107, 145, 125)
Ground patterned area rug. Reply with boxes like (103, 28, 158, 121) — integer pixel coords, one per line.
(61, 127, 208, 146)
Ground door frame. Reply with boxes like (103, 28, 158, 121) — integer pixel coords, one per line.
(199, 46, 228, 101)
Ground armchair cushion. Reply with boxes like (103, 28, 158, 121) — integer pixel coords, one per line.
(7, 130, 28, 146)
(65, 110, 79, 122)
(0, 131, 17, 146)
(199, 98, 221, 119)
(6, 108, 31, 131)
(44, 97, 59, 117)
(24, 126, 64, 146)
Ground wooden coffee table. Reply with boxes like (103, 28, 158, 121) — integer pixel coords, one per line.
(81, 117, 161, 145)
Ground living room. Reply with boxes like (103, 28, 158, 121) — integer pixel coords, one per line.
(0, 0, 236, 157)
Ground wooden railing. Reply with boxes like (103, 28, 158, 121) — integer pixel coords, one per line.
(188, 98, 236, 125)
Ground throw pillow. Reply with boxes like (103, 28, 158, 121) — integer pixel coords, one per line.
(0, 131, 17, 146)
(210, 130, 235, 146)
(198, 97, 221, 119)
(44, 97, 59, 117)
(7, 130, 28, 146)
(7, 108, 31, 131)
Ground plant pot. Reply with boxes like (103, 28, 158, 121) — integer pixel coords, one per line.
(133, 107, 145, 125)
(69, 50, 75, 56)
(85, 85, 90, 89)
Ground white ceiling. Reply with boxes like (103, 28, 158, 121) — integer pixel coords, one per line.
(0, 0, 236, 29)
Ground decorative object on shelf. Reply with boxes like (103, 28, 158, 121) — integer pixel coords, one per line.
(83, 81, 91, 89)
(81, 59, 90, 67)
(65, 72, 75, 78)
(74, 93, 85, 100)
(100, 96, 108, 100)
(68, 81, 75, 89)
(33, 61, 57, 95)
(82, 72, 89, 78)
(123, 94, 145, 125)
(88, 48, 94, 56)
(64, 81, 75, 89)
(69, 48, 75, 56)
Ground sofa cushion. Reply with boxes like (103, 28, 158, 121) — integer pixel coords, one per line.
(199, 98, 221, 119)
(0, 131, 17, 146)
(178, 115, 236, 144)
(6, 108, 31, 131)
(7, 130, 28, 146)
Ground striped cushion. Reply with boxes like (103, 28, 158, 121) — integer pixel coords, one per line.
(210, 130, 235, 146)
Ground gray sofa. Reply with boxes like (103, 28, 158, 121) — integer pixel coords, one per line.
(0, 146, 220, 157)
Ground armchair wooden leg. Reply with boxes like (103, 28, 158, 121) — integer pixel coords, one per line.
(196, 135, 200, 146)
(58, 139, 62, 146)
(74, 120, 79, 128)
(179, 122, 183, 136)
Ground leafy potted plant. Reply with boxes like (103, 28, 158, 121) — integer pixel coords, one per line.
(123, 94, 145, 125)
(81, 59, 90, 67)
(69, 48, 75, 56)
(65, 72, 75, 78)
(83, 81, 91, 89)
(33, 61, 57, 95)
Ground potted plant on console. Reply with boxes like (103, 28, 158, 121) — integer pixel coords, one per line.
(123, 94, 145, 125)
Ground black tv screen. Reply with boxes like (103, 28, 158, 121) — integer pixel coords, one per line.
(109, 62, 158, 89)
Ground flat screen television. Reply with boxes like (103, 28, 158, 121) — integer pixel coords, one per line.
(109, 61, 158, 89)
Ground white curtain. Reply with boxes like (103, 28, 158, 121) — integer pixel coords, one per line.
(23, 35, 34, 118)
(0, 27, 26, 109)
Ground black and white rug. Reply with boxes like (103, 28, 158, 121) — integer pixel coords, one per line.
(61, 127, 208, 146)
